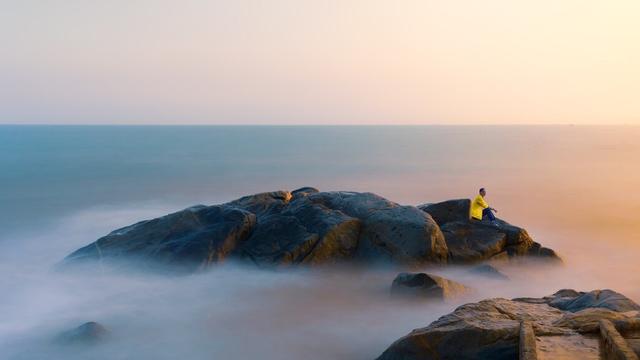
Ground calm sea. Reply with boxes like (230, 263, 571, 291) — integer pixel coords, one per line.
(2, 125, 639, 359)
(2, 125, 639, 239)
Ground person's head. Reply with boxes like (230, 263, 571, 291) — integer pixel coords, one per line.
(479, 188, 486, 197)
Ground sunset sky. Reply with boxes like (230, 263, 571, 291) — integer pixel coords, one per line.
(2, 0, 639, 125)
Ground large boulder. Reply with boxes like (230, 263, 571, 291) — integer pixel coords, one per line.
(62, 188, 558, 271)
(62, 188, 449, 270)
(377, 298, 565, 360)
(235, 196, 361, 267)
(418, 199, 471, 225)
(377, 289, 640, 360)
(306, 192, 448, 264)
(419, 199, 561, 263)
(391, 272, 470, 301)
(64, 205, 256, 272)
(233, 190, 447, 266)
(441, 221, 510, 262)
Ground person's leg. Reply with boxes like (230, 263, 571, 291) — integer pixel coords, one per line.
(482, 208, 496, 221)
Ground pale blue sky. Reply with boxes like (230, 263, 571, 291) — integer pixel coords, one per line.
(2, 0, 639, 124)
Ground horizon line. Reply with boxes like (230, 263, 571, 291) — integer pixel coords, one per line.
(0, 123, 638, 127)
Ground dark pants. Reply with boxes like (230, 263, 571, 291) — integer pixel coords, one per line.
(483, 208, 496, 221)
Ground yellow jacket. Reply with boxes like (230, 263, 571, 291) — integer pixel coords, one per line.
(470, 195, 489, 220)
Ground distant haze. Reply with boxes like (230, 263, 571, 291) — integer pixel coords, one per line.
(2, 0, 640, 125)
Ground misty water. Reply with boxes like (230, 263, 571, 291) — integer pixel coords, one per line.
(1, 125, 639, 359)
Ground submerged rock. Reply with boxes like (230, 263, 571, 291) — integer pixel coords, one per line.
(469, 264, 509, 280)
(391, 272, 470, 301)
(62, 188, 558, 271)
(54, 322, 109, 345)
(377, 289, 640, 360)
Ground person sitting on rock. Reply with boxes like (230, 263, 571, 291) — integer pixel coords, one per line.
(470, 188, 498, 224)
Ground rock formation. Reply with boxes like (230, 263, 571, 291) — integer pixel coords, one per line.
(391, 272, 471, 301)
(63, 188, 559, 271)
(377, 289, 640, 360)
(419, 199, 560, 263)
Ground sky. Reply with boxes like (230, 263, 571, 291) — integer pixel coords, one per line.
(1, 0, 639, 125)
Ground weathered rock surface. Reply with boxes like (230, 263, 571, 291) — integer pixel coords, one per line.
(391, 272, 470, 301)
(418, 199, 471, 225)
(63, 188, 558, 271)
(64, 205, 257, 272)
(548, 289, 640, 313)
(420, 199, 561, 263)
(377, 289, 640, 360)
(305, 191, 448, 264)
(54, 322, 109, 345)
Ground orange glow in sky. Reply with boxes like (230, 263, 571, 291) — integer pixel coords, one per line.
(2, 0, 639, 124)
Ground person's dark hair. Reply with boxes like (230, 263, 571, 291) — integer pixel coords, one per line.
(479, 188, 485, 193)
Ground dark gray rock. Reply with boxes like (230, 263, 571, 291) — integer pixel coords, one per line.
(469, 264, 509, 280)
(419, 199, 559, 263)
(441, 221, 508, 262)
(233, 190, 447, 267)
(55, 322, 109, 345)
(305, 192, 448, 264)
(61, 188, 559, 271)
(391, 272, 470, 301)
(418, 199, 471, 225)
(236, 196, 361, 267)
(547, 289, 640, 313)
(442, 220, 560, 263)
(64, 205, 256, 272)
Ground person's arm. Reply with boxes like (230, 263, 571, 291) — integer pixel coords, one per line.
(478, 197, 497, 213)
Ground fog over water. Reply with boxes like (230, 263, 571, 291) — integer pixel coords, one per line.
(1, 125, 639, 359)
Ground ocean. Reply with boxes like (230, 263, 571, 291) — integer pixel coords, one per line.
(1, 125, 639, 359)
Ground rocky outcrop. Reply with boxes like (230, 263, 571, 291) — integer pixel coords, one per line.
(64, 205, 257, 272)
(63, 188, 558, 271)
(377, 289, 640, 360)
(391, 273, 470, 301)
(420, 199, 561, 263)
(54, 322, 109, 345)
(418, 199, 471, 225)
(302, 191, 447, 264)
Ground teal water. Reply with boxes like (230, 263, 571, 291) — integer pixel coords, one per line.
(5, 125, 637, 237)
(2, 125, 640, 360)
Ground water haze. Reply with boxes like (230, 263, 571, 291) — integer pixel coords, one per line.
(1, 125, 638, 359)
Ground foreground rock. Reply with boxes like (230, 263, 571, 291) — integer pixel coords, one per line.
(391, 273, 470, 301)
(54, 322, 109, 345)
(419, 199, 561, 263)
(377, 289, 640, 360)
(63, 188, 558, 271)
